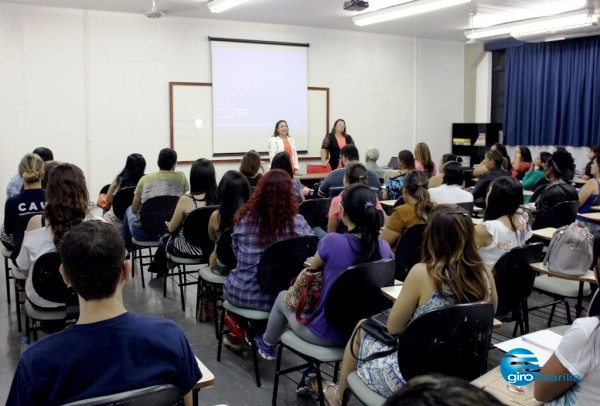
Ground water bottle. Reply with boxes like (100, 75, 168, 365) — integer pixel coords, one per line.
(20, 336, 29, 355)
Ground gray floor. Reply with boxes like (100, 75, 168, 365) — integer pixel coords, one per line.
(0, 261, 592, 405)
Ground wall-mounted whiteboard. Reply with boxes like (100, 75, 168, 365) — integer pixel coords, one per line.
(170, 82, 328, 163)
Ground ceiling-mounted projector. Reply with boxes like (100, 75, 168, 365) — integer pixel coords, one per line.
(343, 0, 369, 11)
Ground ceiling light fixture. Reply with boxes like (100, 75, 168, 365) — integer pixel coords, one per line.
(353, 0, 471, 27)
(207, 0, 250, 14)
(145, 0, 164, 18)
(465, 9, 597, 41)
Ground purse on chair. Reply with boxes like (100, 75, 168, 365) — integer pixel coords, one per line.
(283, 268, 323, 324)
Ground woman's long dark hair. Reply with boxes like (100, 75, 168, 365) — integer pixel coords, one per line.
(189, 158, 219, 205)
(117, 153, 146, 189)
(484, 177, 523, 237)
(341, 184, 382, 264)
(218, 170, 251, 232)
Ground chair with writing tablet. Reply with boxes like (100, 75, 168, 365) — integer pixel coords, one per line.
(394, 223, 426, 282)
(111, 186, 135, 221)
(62, 384, 183, 406)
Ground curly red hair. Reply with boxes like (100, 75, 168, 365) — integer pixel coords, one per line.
(235, 169, 299, 247)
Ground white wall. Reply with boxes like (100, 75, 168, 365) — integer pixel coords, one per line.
(0, 3, 465, 205)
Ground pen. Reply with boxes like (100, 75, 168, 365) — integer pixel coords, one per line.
(521, 336, 555, 352)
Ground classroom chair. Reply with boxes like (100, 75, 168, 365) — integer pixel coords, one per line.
(62, 384, 183, 406)
(394, 223, 426, 282)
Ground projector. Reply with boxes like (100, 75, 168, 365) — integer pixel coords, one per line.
(343, 0, 369, 11)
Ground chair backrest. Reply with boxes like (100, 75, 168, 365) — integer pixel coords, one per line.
(138, 195, 180, 236)
(62, 384, 183, 406)
(257, 235, 319, 296)
(394, 223, 426, 281)
(397, 302, 494, 382)
(533, 177, 549, 190)
(455, 201, 474, 214)
(546, 200, 579, 228)
(589, 289, 600, 317)
(99, 184, 110, 195)
(298, 198, 332, 230)
(180, 206, 218, 257)
(112, 187, 136, 221)
(215, 228, 237, 269)
(324, 259, 396, 339)
(31, 252, 67, 304)
(493, 242, 544, 315)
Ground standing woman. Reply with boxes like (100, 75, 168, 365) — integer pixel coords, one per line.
(380, 170, 433, 250)
(414, 142, 436, 178)
(324, 204, 497, 405)
(321, 119, 355, 171)
(224, 169, 313, 312)
(268, 120, 299, 174)
(511, 146, 533, 180)
(103, 153, 146, 228)
(383, 150, 415, 200)
(239, 150, 263, 189)
(17, 163, 100, 309)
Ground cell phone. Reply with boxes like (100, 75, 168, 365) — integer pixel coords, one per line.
(370, 309, 391, 330)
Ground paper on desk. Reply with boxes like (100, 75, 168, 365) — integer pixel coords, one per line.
(494, 330, 562, 366)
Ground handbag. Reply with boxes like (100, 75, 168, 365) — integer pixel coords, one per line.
(350, 309, 399, 362)
(543, 222, 593, 276)
(283, 268, 323, 325)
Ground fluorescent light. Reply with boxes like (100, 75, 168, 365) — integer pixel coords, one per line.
(353, 0, 471, 27)
(207, 0, 250, 14)
(465, 9, 597, 41)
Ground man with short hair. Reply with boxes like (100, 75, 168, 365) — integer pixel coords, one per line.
(364, 146, 385, 178)
(122, 148, 189, 249)
(7, 221, 201, 405)
(318, 145, 381, 198)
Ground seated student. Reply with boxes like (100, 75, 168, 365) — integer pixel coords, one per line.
(553, 146, 576, 181)
(318, 145, 381, 198)
(122, 148, 189, 251)
(534, 232, 600, 405)
(7, 221, 201, 405)
(224, 169, 313, 312)
(510, 146, 532, 180)
(427, 154, 462, 189)
(270, 151, 308, 202)
(17, 163, 102, 310)
(533, 149, 578, 230)
(413, 142, 436, 178)
(240, 149, 263, 189)
(473, 143, 510, 177)
(2, 153, 46, 263)
(5, 147, 53, 200)
(582, 146, 600, 180)
(323, 205, 498, 405)
(327, 163, 385, 233)
(364, 146, 385, 179)
(383, 150, 414, 200)
(521, 151, 551, 191)
(380, 170, 433, 250)
(149, 158, 219, 274)
(471, 149, 510, 208)
(474, 177, 532, 266)
(428, 161, 473, 205)
(578, 154, 600, 215)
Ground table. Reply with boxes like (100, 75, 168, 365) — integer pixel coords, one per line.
(530, 262, 597, 318)
(531, 227, 556, 241)
(578, 211, 600, 224)
(380, 285, 502, 329)
(380, 199, 397, 207)
(192, 357, 215, 405)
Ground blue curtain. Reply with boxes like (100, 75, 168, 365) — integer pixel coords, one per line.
(504, 36, 600, 146)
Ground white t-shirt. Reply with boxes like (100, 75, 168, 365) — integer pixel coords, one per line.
(428, 184, 473, 205)
(478, 211, 532, 266)
(545, 317, 600, 406)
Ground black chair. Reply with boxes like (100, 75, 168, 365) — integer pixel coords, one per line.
(272, 259, 395, 406)
(455, 201, 474, 214)
(544, 201, 579, 229)
(166, 206, 218, 311)
(299, 198, 332, 231)
(463, 169, 475, 188)
(62, 384, 183, 406)
(589, 289, 600, 316)
(217, 234, 319, 387)
(533, 177, 549, 190)
(394, 223, 426, 282)
(25, 252, 79, 341)
(493, 243, 544, 337)
(198, 227, 236, 337)
(131, 195, 179, 288)
(343, 302, 494, 405)
(112, 186, 135, 221)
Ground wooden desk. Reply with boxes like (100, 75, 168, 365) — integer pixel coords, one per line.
(531, 227, 556, 241)
(592, 205, 600, 212)
(192, 357, 215, 405)
(380, 200, 397, 207)
(572, 178, 588, 186)
(530, 262, 597, 318)
(578, 211, 600, 224)
(380, 285, 501, 329)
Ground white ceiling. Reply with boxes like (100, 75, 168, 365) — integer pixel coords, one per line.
(1, 0, 598, 42)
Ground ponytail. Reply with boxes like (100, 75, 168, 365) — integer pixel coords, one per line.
(414, 187, 434, 222)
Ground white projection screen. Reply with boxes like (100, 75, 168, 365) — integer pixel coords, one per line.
(210, 38, 309, 156)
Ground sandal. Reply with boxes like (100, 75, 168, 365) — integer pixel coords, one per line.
(322, 380, 340, 406)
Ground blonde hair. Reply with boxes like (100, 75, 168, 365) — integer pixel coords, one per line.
(19, 153, 44, 183)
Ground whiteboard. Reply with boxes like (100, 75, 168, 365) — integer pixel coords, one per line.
(170, 82, 328, 163)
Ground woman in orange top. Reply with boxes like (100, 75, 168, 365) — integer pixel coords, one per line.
(268, 120, 299, 174)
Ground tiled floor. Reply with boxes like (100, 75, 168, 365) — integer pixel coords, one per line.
(0, 262, 592, 405)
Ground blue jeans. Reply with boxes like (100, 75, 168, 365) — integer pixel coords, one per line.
(122, 207, 156, 251)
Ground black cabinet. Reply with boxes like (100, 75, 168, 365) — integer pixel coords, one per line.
(451, 123, 502, 168)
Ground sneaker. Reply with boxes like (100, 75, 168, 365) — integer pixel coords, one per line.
(223, 334, 243, 353)
(296, 366, 319, 399)
(244, 329, 254, 347)
(254, 333, 277, 360)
